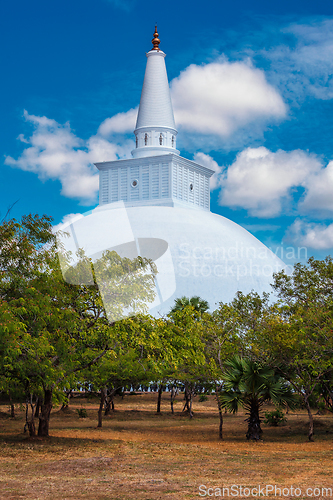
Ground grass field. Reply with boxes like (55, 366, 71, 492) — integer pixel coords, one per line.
(0, 393, 333, 499)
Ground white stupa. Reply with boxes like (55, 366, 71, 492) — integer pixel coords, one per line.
(57, 27, 285, 319)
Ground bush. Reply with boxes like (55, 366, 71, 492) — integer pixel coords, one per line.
(77, 408, 87, 418)
(199, 394, 208, 402)
(264, 409, 286, 426)
(316, 400, 326, 413)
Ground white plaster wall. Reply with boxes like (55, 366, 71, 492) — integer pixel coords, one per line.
(98, 156, 213, 210)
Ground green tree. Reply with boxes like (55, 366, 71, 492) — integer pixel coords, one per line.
(0, 214, 158, 437)
(84, 314, 162, 427)
(230, 291, 271, 357)
(167, 305, 208, 418)
(86, 347, 151, 428)
(203, 303, 241, 439)
(219, 356, 295, 440)
(170, 296, 209, 316)
(259, 257, 333, 441)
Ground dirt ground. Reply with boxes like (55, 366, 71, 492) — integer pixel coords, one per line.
(0, 392, 332, 500)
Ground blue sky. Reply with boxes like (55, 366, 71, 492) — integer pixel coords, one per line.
(2, 0, 333, 266)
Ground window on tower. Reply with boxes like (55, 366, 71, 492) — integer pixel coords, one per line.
(159, 133, 163, 145)
(172, 135, 174, 147)
(144, 133, 148, 145)
(136, 136, 138, 148)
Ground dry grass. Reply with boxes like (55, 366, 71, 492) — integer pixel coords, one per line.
(0, 393, 333, 499)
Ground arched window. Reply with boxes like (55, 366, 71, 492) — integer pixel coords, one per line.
(144, 133, 148, 146)
(159, 133, 163, 145)
(171, 135, 174, 147)
(136, 136, 138, 148)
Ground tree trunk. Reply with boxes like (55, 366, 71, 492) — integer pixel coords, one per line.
(26, 405, 36, 437)
(24, 398, 36, 437)
(8, 391, 15, 418)
(104, 398, 111, 416)
(157, 385, 164, 413)
(105, 389, 117, 416)
(35, 398, 40, 418)
(182, 386, 191, 413)
(170, 387, 178, 414)
(61, 390, 71, 411)
(245, 400, 262, 441)
(305, 398, 314, 442)
(215, 389, 223, 440)
(104, 387, 119, 416)
(189, 395, 194, 418)
(98, 389, 106, 428)
(38, 389, 53, 437)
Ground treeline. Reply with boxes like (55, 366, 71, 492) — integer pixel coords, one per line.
(1, 214, 333, 442)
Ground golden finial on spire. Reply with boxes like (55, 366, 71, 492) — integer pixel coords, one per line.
(152, 25, 160, 51)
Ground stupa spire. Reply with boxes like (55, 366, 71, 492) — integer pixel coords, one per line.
(131, 27, 179, 159)
(152, 25, 160, 51)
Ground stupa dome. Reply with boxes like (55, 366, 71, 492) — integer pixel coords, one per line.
(58, 204, 284, 317)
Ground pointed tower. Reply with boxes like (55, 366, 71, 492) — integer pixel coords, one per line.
(95, 27, 215, 211)
(132, 26, 179, 158)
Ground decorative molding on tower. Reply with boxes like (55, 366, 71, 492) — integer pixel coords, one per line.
(95, 154, 214, 211)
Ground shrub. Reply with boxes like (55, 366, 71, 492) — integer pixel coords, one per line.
(77, 408, 87, 418)
(264, 409, 286, 426)
(316, 400, 326, 413)
(199, 394, 208, 402)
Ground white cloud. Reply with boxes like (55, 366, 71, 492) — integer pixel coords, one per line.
(219, 147, 322, 218)
(98, 108, 137, 136)
(17, 133, 29, 144)
(5, 111, 134, 205)
(52, 213, 84, 233)
(299, 161, 333, 214)
(193, 152, 223, 190)
(97, 60, 286, 147)
(95, 60, 286, 152)
(170, 60, 286, 139)
(287, 219, 333, 250)
(264, 19, 333, 101)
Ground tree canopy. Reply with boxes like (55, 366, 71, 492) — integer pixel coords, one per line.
(1, 213, 333, 443)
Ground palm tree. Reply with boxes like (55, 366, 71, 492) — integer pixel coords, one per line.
(219, 356, 295, 440)
(170, 296, 209, 315)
